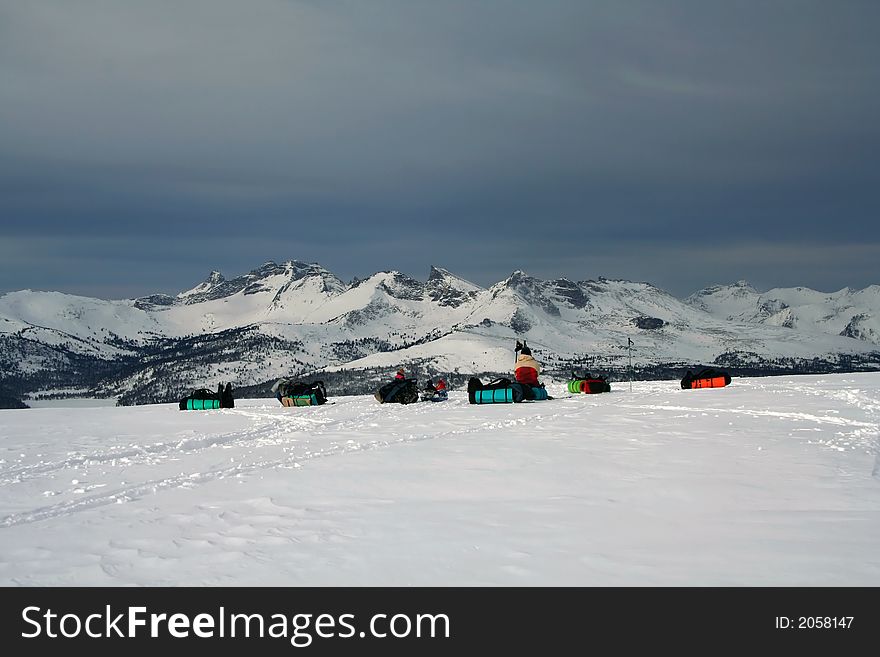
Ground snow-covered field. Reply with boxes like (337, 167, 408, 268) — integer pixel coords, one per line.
(1, 373, 879, 586)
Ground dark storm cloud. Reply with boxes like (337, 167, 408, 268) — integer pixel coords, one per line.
(1, 0, 878, 298)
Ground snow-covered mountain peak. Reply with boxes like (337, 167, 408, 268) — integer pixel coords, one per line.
(503, 270, 534, 286)
(428, 266, 480, 288)
(178, 270, 226, 299)
(691, 279, 754, 295)
(278, 261, 346, 294)
(492, 271, 561, 317)
(426, 266, 482, 307)
(281, 259, 334, 280)
(172, 261, 345, 308)
(545, 278, 589, 309)
(248, 261, 292, 280)
(428, 265, 451, 281)
(495, 270, 538, 294)
(685, 281, 762, 317)
(686, 282, 880, 345)
(374, 271, 425, 301)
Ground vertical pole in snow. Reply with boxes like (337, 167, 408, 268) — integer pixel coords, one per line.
(873, 433, 880, 480)
(628, 338, 633, 393)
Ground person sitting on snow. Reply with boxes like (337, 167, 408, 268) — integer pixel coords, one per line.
(423, 378, 448, 393)
(514, 341, 541, 386)
(421, 377, 449, 401)
(394, 368, 406, 381)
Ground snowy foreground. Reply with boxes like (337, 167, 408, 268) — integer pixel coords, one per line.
(2, 373, 879, 586)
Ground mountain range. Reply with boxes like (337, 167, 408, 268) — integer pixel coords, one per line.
(1, 260, 878, 405)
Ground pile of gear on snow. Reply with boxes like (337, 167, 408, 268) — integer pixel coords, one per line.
(179, 383, 235, 410)
(176, 340, 736, 411)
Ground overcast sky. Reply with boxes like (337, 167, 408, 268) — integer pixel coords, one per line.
(1, 0, 878, 298)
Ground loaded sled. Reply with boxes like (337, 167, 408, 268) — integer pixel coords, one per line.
(273, 379, 328, 406)
(467, 377, 549, 404)
(567, 373, 611, 394)
(179, 383, 234, 410)
(680, 368, 732, 390)
(375, 378, 419, 405)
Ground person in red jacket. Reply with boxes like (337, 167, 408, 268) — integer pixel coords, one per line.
(394, 368, 405, 381)
(421, 377, 449, 401)
(514, 341, 540, 386)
